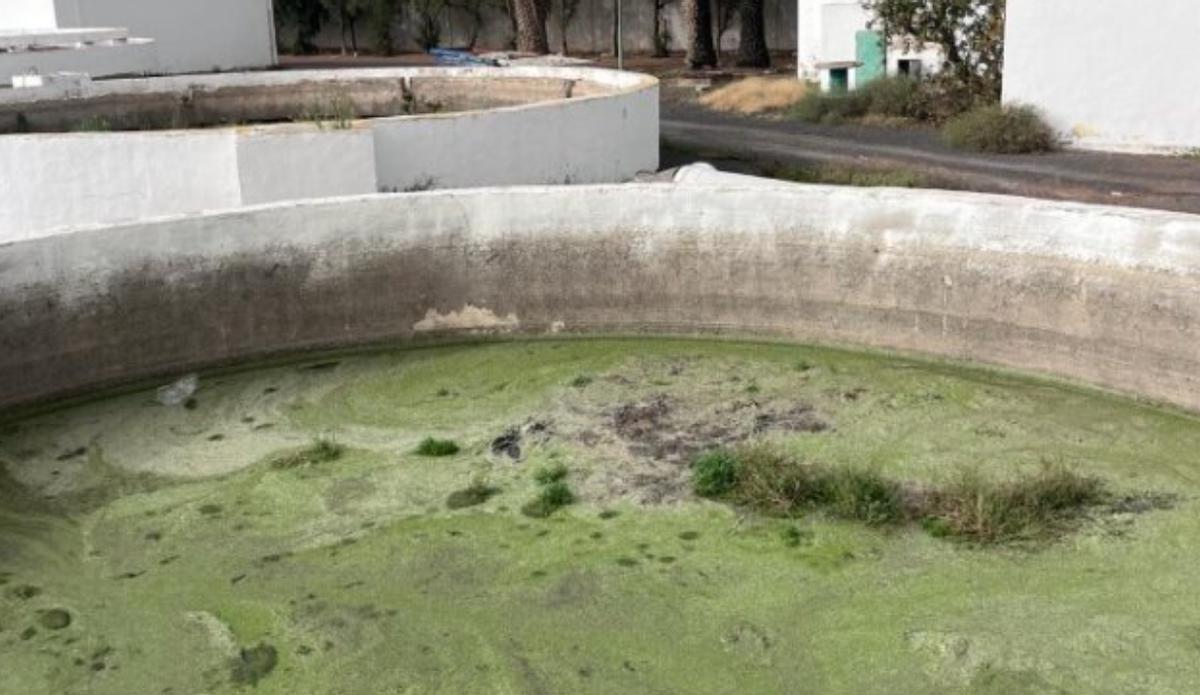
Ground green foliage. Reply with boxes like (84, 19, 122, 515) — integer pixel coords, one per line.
(569, 374, 594, 388)
(862, 0, 1006, 101)
(273, 0, 328, 53)
(790, 77, 931, 124)
(942, 104, 1059, 154)
(299, 93, 356, 129)
(270, 436, 345, 469)
(521, 481, 575, 518)
(411, 0, 444, 51)
(416, 437, 460, 457)
(71, 116, 112, 132)
(692, 450, 738, 498)
(533, 462, 569, 485)
(703, 444, 1109, 543)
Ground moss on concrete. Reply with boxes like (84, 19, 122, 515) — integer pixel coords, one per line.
(1, 339, 1198, 693)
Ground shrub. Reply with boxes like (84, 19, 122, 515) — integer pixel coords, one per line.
(791, 90, 870, 124)
(521, 481, 575, 518)
(942, 104, 1060, 154)
(857, 76, 929, 120)
(925, 464, 1107, 543)
(533, 462, 569, 485)
(416, 437, 460, 457)
(692, 450, 738, 498)
(731, 445, 902, 524)
(791, 77, 927, 124)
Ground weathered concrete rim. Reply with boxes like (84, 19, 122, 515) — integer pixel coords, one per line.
(0, 65, 658, 136)
(2, 182, 1198, 415)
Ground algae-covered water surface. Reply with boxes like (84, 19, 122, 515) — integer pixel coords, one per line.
(2, 339, 1200, 694)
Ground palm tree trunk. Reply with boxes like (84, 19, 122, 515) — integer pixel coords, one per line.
(735, 0, 769, 68)
(684, 0, 717, 68)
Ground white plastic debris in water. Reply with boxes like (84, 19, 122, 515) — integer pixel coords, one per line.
(156, 374, 198, 406)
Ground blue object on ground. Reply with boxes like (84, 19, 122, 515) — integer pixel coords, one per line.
(429, 48, 500, 67)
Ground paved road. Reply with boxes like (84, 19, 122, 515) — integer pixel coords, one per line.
(661, 103, 1200, 214)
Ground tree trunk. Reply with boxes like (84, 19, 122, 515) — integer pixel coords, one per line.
(513, 0, 549, 54)
(735, 0, 769, 68)
(684, 0, 716, 68)
(558, 0, 568, 55)
(651, 0, 667, 58)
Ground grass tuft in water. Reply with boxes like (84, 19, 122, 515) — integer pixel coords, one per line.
(270, 436, 344, 469)
(416, 437, 460, 457)
(533, 462, 569, 485)
(695, 444, 1110, 543)
(229, 643, 279, 686)
(521, 481, 575, 518)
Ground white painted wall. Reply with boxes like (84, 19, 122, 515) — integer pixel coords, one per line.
(0, 0, 58, 30)
(52, 0, 276, 73)
(0, 67, 658, 238)
(820, 2, 867, 63)
(1004, 0, 1200, 153)
(0, 131, 241, 239)
(236, 126, 378, 205)
(0, 39, 156, 86)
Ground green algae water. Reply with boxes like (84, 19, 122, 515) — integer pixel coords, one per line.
(2, 339, 1200, 694)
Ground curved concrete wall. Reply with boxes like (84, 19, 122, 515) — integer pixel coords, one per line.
(0, 67, 658, 240)
(2, 183, 1199, 414)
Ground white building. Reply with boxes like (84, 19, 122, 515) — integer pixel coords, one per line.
(1003, 0, 1200, 154)
(796, 0, 941, 90)
(1, 0, 276, 86)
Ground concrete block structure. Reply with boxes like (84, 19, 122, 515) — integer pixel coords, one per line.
(0, 0, 275, 85)
(1004, 0, 1200, 154)
(796, 0, 941, 90)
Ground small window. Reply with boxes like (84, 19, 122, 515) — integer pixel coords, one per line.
(897, 60, 923, 78)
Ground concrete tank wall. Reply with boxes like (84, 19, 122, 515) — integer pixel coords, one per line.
(0, 67, 658, 239)
(2, 184, 1199, 414)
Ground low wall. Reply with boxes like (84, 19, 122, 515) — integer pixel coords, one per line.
(0, 67, 658, 239)
(2, 183, 1199, 415)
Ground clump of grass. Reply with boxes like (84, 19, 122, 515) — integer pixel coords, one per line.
(299, 93, 356, 130)
(229, 643, 279, 686)
(521, 481, 575, 518)
(446, 481, 500, 510)
(728, 444, 903, 525)
(569, 374, 594, 388)
(769, 163, 939, 189)
(416, 437, 460, 457)
(925, 464, 1107, 543)
(533, 462, 569, 485)
(692, 450, 738, 498)
(942, 104, 1059, 154)
(270, 436, 344, 469)
(695, 444, 1111, 543)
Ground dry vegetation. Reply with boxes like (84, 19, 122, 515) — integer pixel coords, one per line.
(699, 77, 809, 116)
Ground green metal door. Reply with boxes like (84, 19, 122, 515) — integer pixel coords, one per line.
(855, 30, 885, 86)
